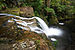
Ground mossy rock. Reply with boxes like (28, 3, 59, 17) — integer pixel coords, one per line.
(0, 6, 34, 17)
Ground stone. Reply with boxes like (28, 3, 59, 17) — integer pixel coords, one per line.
(20, 7, 34, 17)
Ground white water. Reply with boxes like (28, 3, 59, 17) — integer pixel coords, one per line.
(59, 23, 64, 25)
(0, 13, 63, 37)
(17, 26, 29, 30)
(51, 38, 57, 41)
(33, 17, 54, 37)
(49, 27, 62, 36)
(33, 17, 63, 37)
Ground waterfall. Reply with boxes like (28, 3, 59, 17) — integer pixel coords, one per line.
(0, 13, 63, 37)
(33, 17, 53, 37)
(33, 17, 49, 31)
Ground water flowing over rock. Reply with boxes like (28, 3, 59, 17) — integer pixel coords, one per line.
(0, 14, 54, 50)
(0, 13, 51, 37)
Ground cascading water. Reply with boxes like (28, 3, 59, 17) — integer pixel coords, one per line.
(0, 13, 63, 37)
(33, 17, 54, 37)
(33, 17, 63, 37)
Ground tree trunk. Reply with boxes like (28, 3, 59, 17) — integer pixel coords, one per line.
(46, 0, 51, 7)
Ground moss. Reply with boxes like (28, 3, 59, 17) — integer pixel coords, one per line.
(36, 40, 40, 44)
(0, 8, 20, 16)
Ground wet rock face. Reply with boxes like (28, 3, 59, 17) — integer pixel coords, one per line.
(0, 16, 54, 50)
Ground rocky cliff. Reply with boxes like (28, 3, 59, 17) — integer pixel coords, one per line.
(0, 15, 54, 50)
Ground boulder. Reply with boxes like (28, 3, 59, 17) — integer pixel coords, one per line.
(20, 7, 34, 17)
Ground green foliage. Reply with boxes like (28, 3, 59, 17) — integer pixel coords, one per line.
(0, 0, 74, 25)
(34, 11, 40, 17)
(45, 7, 55, 13)
(19, 0, 44, 10)
(57, 5, 66, 12)
(36, 40, 40, 44)
(45, 7, 56, 16)
(66, 6, 74, 16)
(0, 2, 7, 10)
(51, 0, 74, 17)
(51, 1, 66, 12)
(21, 3, 27, 7)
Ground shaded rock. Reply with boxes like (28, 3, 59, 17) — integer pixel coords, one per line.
(20, 7, 34, 17)
(0, 16, 11, 26)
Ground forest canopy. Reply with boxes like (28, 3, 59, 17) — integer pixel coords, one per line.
(0, 0, 75, 25)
